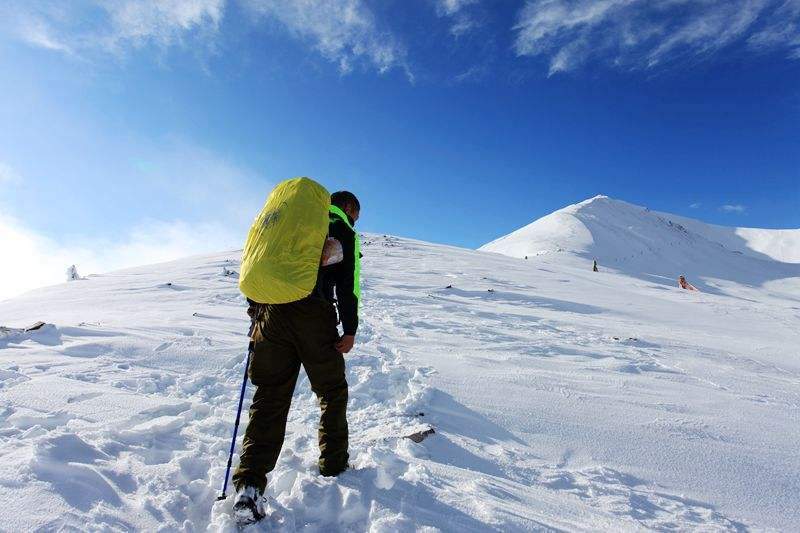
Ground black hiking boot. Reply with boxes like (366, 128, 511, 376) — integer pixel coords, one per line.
(233, 485, 266, 525)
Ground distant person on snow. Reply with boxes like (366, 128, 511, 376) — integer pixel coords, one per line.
(232, 190, 361, 519)
(678, 275, 698, 291)
(593, 259, 599, 272)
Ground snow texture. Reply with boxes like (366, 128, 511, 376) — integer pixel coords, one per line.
(0, 197, 798, 531)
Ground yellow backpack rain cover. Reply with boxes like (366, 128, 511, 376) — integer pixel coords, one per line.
(239, 177, 330, 304)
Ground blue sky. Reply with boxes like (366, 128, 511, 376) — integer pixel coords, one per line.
(1, 0, 798, 300)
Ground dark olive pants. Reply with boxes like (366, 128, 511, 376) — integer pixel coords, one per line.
(232, 296, 349, 492)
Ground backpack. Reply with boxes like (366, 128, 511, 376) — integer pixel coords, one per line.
(239, 177, 330, 304)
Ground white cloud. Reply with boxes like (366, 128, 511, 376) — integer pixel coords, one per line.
(14, 15, 75, 55)
(0, 140, 266, 302)
(513, 0, 800, 75)
(103, 0, 225, 50)
(0, 213, 242, 302)
(449, 18, 476, 38)
(748, 0, 800, 58)
(239, 0, 408, 75)
(2, 0, 225, 59)
(720, 204, 747, 213)
(454, 63, 488, 82)
(435, 0, 478, 17)
(690, 202, 701, 209)
(432, 0, 481, 37)
(4, 0, 408, 76)
(0, 3, 71, 55)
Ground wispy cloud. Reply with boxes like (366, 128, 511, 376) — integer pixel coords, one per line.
(454, 63, 489, 83)
(720, 204, 747, 213)
(4, 0, 408, 77)
(1, 0, 224, 59)
(102, 0, 225, 51)
(13, 14, 75, 55)
(241, 0, 408, 76)
(433, 0, 481, 37)
(435, 0, 479, 17)
(513, 0, 800, 75)
(690, 202, 701, 209)
(9, 1, 796, 78)
(749, 0, 800, 59)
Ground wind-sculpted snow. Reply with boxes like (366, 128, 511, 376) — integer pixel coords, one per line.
(0, 234, 798, 530)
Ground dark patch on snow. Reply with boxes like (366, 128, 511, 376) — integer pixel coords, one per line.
(404, 427, 435, 443)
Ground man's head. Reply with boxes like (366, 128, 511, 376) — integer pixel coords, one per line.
(331, 191, 360, 224)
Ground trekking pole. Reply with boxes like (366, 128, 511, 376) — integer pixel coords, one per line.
(217, 348, 251, 501)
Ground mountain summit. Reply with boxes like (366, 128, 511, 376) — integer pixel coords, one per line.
(480, 196, 800, 294)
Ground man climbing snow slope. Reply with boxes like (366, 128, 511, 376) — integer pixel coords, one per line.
(232, 189, 362, 523)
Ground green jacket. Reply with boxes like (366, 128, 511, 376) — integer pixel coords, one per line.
(318, 205, 361, 335)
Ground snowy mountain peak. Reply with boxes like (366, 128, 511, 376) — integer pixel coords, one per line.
(577, 194, 611, 205)
(563, 194, 645, 215)
(480, 196, 800, 294)
(551, 194, 617, 215)
(480, 195, 649, 259)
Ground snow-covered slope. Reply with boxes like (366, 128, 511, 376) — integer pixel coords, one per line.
(1, 233, 799, 531)
(480, 195, 800, 296)
(652, 211, 800, 264)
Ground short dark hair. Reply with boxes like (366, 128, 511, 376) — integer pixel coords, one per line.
(331, 191, 360, 212)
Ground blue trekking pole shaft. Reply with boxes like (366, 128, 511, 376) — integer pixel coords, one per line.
(217, 349, 251, 501)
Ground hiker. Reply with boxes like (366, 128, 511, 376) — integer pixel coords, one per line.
(593, 259, 598, 272)
(232, 188, 361, 521)
(678, 275, 698, 291)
